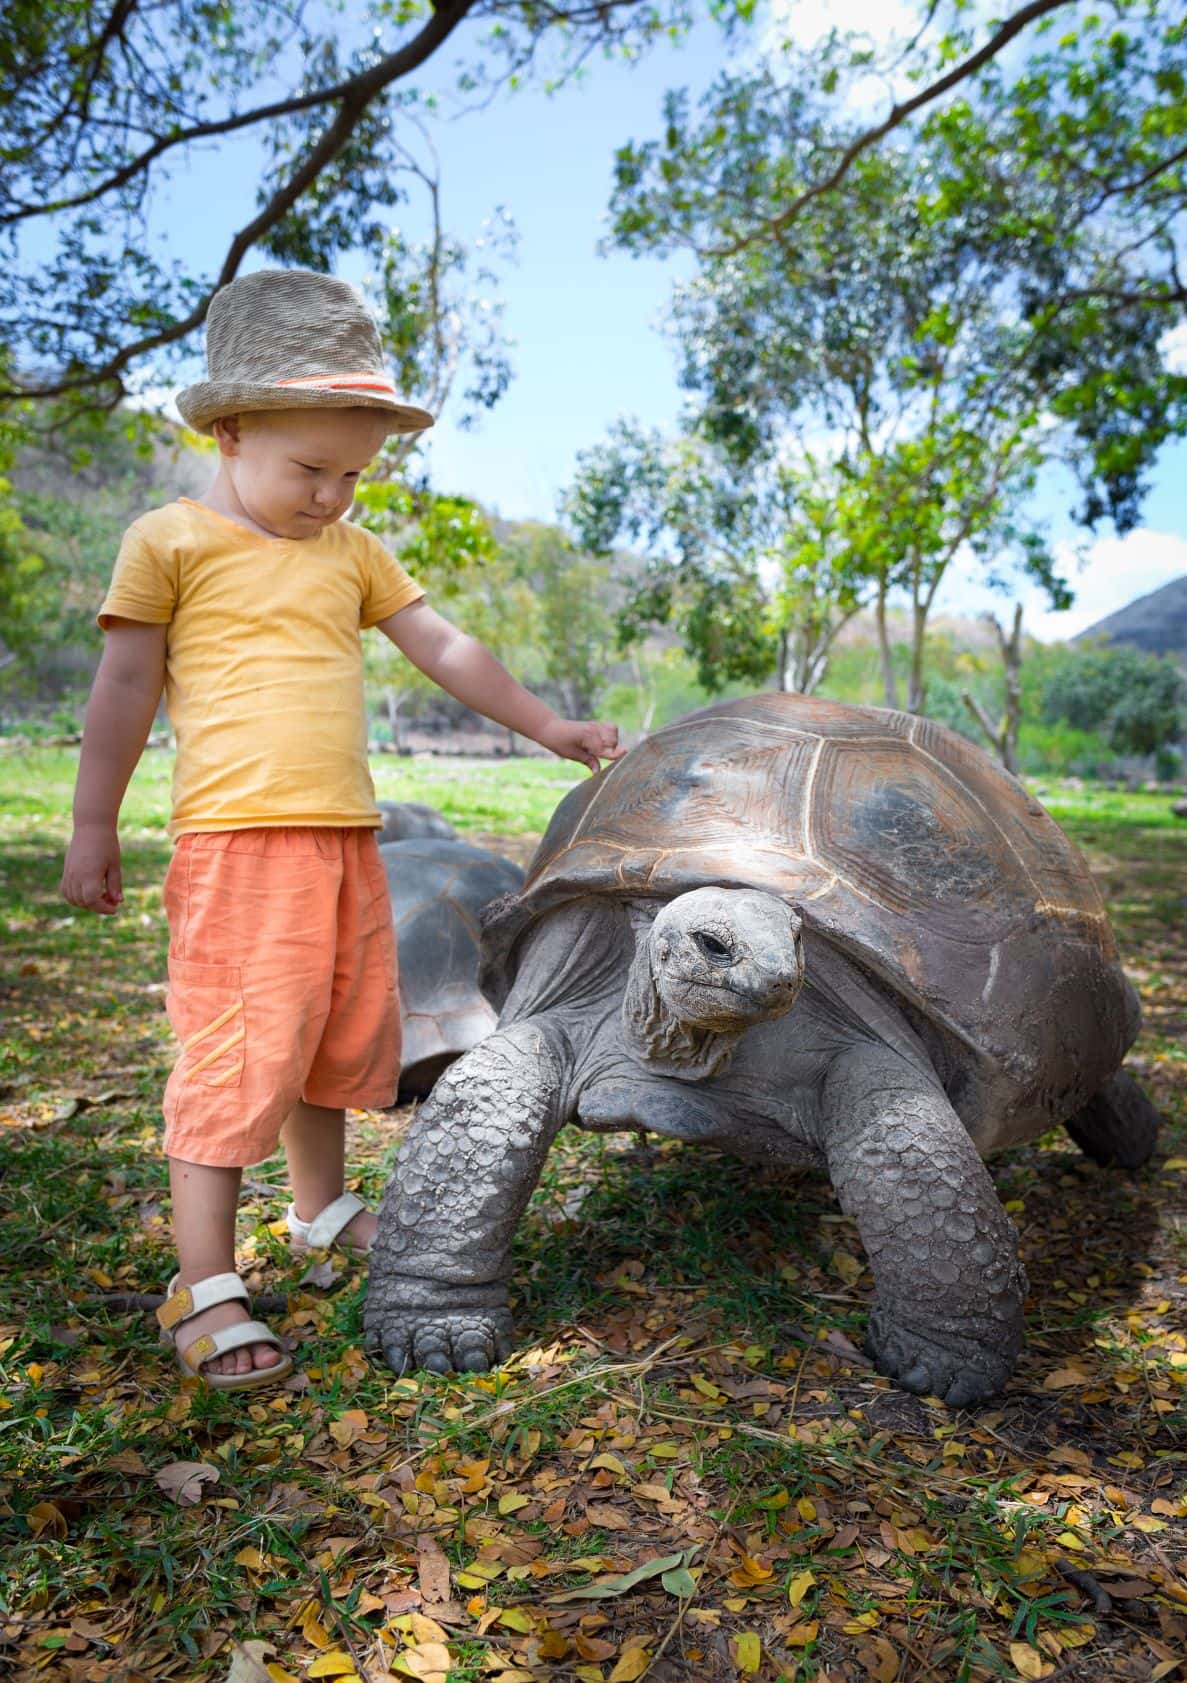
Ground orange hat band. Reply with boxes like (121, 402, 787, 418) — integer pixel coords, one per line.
(275, 372, 402, 396)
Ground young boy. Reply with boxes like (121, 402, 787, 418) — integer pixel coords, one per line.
(60, 268, 622, 1391)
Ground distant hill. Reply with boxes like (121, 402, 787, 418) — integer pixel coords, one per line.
(1075, 573, 1187, 665)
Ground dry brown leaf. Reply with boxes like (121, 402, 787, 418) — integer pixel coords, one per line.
(154, 1460, 220, 1506)
(416, 1536, 452, 1608)
(223, 1641, 274, 1683)
(585, 1503, 630, 1530)
(1042, 1368, 1093, 1390)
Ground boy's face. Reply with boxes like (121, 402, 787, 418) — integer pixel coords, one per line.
(212, 408, 391, 539)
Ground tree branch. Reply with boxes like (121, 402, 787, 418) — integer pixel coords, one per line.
(1, 2, 472, 229)
(708, 0, 1076, 258)
(1, 0, 478, 403)
(962, 689, 1001, 745)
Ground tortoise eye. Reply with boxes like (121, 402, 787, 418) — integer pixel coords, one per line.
(694, 931, 733, 964)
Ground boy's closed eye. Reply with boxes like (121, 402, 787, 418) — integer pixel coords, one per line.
(293, 461, 361, 479)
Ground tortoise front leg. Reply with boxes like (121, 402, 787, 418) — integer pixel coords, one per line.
(365, 1021, 566, 1374)
(820, 1045, 1027, 1407)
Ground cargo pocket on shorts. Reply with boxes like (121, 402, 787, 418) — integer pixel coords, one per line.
(166, 957, 246, 1089)
(362, 841, 398, 993)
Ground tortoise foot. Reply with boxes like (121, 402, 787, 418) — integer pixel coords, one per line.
(366, 1305, 515, 1376)
(1065, 1070, 1161, 1170)
(866, 1308, 1014, 1408)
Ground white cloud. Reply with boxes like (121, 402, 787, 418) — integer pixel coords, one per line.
(934, 527, 1187, 644)
(1161, 320, 1187, 376)
(761, 0, 917, 51)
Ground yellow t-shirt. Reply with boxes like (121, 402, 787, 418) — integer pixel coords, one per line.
(99, 499, 423, 837)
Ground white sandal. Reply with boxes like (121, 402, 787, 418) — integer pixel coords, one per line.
(286, 1191, 373, 1257)
(157, 1272, 294, 1392)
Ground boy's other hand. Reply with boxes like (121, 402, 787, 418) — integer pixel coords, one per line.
(61, 825, 124, 915)
(539, 719, 627, 773)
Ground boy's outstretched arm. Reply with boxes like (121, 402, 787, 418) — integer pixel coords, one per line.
(61, 619, 168, 915)
(376, 601, 625, 772)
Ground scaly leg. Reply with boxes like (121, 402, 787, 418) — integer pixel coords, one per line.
(365, 1021, 565, 1374)
(821, 1045, 1027, 1407)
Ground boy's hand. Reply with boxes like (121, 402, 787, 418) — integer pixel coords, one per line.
(538, 718, 626, 773)
(61, 824, 124, 915)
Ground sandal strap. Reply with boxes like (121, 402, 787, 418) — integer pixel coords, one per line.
(178, 1319, 286, 1374)
(157, 1272, 249, 1332)
(287, 1192, 366, 1249)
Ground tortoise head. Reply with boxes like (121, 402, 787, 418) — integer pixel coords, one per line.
(623, 888, 804, 1079)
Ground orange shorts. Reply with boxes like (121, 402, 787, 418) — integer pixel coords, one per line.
(161, 828, 400, 1167)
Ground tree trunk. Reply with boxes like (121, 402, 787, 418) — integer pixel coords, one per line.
(907, 564, 927, 715)
(961, 604, 1024, 774)
(777, 627, 793, 693)
(876, 577, 898, 709)
(630, 649, 657, 736)
(385, 688, 405, 753)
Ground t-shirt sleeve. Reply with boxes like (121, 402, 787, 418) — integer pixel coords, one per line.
(358, 529, 425, 628)
(97, 522, 179, 629)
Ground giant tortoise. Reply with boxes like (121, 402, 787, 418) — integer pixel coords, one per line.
(381, 837, 524, 1097)
(376, 800, 458, 845)
(366, 694, 1160, 1404)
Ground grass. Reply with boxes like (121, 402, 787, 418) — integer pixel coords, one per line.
(0, 744, 1184, 1683)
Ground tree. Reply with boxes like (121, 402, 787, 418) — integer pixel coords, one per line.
(608, 2, 1187, 532)
(1, 0, 749, 414)
(499, 522, 618, 719)
(599, 122, 1081, 707)
(567, 422, 876, 695)
(1041, 642, 1187, 758)
(0, 403, 196, 692)
(355, 487, 543, 748)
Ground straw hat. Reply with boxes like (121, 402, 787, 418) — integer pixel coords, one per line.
(176, 269, 434, 436)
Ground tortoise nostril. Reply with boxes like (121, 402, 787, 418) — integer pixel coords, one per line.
(694, 931, 733, 965)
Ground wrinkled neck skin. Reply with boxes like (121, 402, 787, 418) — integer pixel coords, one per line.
(621, 904, 741, 1080)
(495, 897, 940, 1160)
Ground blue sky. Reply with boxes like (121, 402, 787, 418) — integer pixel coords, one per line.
(140, 1, 1186, 643)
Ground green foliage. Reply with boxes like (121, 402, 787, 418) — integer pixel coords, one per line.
(1041, 641, 1187, 757)
(567, 425, 878, 694)
(597, 1, 1186, 706)
(498, 523, 618, 718)
(1, 0, 750, 413)
(0, 406, 188, 693)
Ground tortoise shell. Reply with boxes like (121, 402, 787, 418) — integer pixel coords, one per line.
(482, 694, 1138, 1127)
(382, 838, 524, 1097)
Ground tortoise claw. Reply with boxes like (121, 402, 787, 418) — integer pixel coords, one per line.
(369, 1309, 515, 1378)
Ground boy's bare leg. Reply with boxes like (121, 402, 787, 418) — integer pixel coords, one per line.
(282, 1101, 377, 1250)
(168, 1158, 284, 1376)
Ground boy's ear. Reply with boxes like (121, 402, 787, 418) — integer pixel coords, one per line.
(211, 415, 243, 456)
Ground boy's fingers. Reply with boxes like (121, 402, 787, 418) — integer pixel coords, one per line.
(107, 861, 123, 903)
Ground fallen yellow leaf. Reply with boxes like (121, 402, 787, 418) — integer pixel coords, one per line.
(1009, 1641, 1045, 1679)
(394, 1643, 452, 1678)
(307, 1653, 357, 1679)
(734, 1631, 761, 1673)
(787, 1569, 816, 1608)
(609, 1646, 651, 1682)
